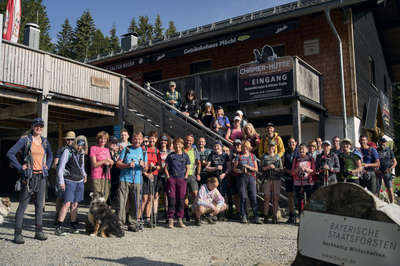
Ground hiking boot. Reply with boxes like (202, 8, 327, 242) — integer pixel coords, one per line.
(184, 208, 191, 223)
(263, 216, 269, 224)
(34, 231, 48, 241)
(128, 224, 139, 232)
(177, 218, 186, 228)
(14, 230, 25, 244)
(55, 226, 67, 236)
(144, 220, 152, 228)
(286, 214, 296, 224)
(254, 216, 262, 224)
(212, 216, 218, 222)
(272, 216, 278, 224)
(71, 223, 79, 234)
(218, 212, 227, 222)
(206, 216, 216, 224)
(241, 216, 248, 224)
(168, 219, 174, 229)
(195, 218, 201, 226)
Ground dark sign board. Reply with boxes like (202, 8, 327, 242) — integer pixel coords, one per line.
(238, 57, 294, 103)
(104, 20, 298, 71)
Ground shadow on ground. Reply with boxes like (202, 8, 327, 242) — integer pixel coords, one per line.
(85, 256, 183, 266)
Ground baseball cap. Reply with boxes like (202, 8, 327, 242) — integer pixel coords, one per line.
(236, 110, 243, 116)
(64, 131, 76, 140)
(268, 140, 276, 146)
(234, 116, 241, 121)
(342, 138, 352, 145)
(322, 140, 331, 146)
(379, 137, 388, 143)
(169, 81, 176, 86)
(32, 117, 44, 127)
(109, 136, 119, 144)
(215, 140, 223, 146)
(77, 139, 86, 146)
(266, 122, 274, 127)
(215, 106, 223, 111)
(234, 139, 242, 145)
(160, 135, 168, 141)
(205, 102, 212, 107)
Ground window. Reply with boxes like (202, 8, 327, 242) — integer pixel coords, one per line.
(368, 56, 376, 86)
(190, 60, 212, 74)
(143, 70, 162, 83)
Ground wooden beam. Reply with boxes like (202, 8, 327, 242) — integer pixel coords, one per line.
(300, 105, 320, 121)
(63, 117, 117, 130)
(292, 99, 302, 143)
(0, 88, 37, 102)
(48, 99, 115, 116)
(0, 102, 37, 120)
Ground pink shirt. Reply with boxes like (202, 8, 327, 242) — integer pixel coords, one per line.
(90, 146, 111, 179)
(230, 128, 243, 141)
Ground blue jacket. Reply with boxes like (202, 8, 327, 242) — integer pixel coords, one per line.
(7, 134, 53, 178)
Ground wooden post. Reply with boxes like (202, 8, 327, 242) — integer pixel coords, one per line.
(118, 78, 125, 130)
(292, 99, 302, 143)
(58, 124, 64, 148)
(38, 54, 51, 137)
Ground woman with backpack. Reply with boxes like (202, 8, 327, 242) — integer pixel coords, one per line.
(200, 102, 216, 129)
(234, 140, 261, 224)
(260, 141, 283, 224)
(180, 89, 201, 122)
(7, 118, 53, 244)
(55, 136, 88, 236)
(213, 106, 231, 140)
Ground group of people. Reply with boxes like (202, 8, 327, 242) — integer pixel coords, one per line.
(6, 115, 397, 245)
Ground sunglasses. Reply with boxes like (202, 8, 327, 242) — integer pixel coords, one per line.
(33, 124, 44, 128)
(66, 139, 75, 142)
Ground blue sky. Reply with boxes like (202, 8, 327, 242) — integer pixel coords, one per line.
(43, 0, 293, 42)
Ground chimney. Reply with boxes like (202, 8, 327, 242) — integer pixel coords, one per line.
(121, 32, 138, 51)
(24, 23, 40, 49)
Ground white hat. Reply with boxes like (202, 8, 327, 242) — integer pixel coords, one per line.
(236, 110, 243, 116)
(234, 116, 241, 121)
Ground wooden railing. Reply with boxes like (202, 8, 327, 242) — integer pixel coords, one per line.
(0, 40, 124, 106)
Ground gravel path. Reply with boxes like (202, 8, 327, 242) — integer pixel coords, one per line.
(0, 202, 297, 266)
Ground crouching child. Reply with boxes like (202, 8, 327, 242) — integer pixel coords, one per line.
(193, 177, 226, 226)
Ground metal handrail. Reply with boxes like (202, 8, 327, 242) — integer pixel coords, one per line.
(123, 78, 233, 146)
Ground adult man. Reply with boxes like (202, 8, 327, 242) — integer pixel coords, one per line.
(315, 140, 340, 190)
(338, 138, 363, 183)
(119, 129, 131, 150)
(226, 139, 242, 218)
(359, 135, 380, 195)
(258, 122, 285, 158)
(52, 131, 76, 224)
(117, 132, 147, 231)
(197, 137, 212, 185)
(331, 136, 341, 156)
(164, 81, 181, 109)
(183, 134, 201, 222)
(315, 137, 323, 155)
(282, 137, 299, 224)
(377, 137, 397, 203)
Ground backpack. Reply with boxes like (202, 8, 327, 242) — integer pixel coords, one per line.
(239, 153, 256, 176)
(21, 135, 48, 166)
(55, 146, 73, 174)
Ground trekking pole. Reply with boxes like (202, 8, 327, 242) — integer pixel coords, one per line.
(150, 176, 155, 228)
(323, 168, 329, 187)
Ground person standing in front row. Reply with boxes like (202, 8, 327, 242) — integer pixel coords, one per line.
(377, 137, 397, 203)
(90, 131, 114, 201)
(55, 136, 88, 236)
(165, 138, 191, 228)
(358, 135, 380, 195)
(117, 132, 147, 231)
(7, 118, 53, 244)
(315, 140, 340, 190)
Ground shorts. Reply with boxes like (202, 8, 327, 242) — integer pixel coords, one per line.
(382, 172, 393, 189)
(284, 176, 294, 193)
(142, 175, 159, 195)
(360, 171, 377, 194)
(187, 175, 199, 194)
(63, 180, 84, 203)
(55, 185, 65, 199)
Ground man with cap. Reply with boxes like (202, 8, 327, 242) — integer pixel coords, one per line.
(338, 138, 363, 183)
(235, 110, 248, 128)
(315, 140, 340, 190)
(52, 131, 76, 224)
(258, 122, 285, 159)
(358, 135, 380, 195)
(164, 81, 181, 109)
(377, 137, 397, 203)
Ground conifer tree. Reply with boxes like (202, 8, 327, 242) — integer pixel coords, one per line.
(109, 24, 120, 52)
(128, 17, 138, 34)
(137, 15, 153, 44)
(88, 29, 110, 58)
(55, 18, 74, 58)
(72, 10, 96, 61)
(165, 20, 177, 39)
(153, 14, 164, 40)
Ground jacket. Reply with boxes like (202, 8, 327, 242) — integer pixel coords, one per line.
(7, 134, 53, 178)
(258, 132, 285, 158)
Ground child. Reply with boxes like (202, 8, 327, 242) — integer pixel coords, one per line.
(193, 177, 226, 226)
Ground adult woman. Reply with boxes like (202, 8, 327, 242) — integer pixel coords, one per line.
(308, 141, 318, 160)
(164, 138, 190, 228)
(55, 135, 88, 235)
(242, 123, 260, 153)
(229, 116, 243, 142)
(157, 134, 172, 220)
(213, 106, 231, 140)
(108, 136, 121, 208)
(90, 131, 114, 201)
(180, 90, 201, 122)
(200, 102, 216, 129)
(260, 141, 283, 224)
(292, 144, 315, 216)
(7, 118, 53, 244)
(234, 140, 261, 224)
